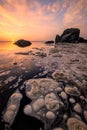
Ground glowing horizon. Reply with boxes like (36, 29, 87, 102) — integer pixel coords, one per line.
(0, 0, 87, 41)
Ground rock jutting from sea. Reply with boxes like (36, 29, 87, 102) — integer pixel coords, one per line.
(55, 28, 87, 44)
(14, 39, 32, 47)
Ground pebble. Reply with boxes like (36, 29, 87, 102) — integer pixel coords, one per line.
(63, 114, 68, 120)
(45, 93, 60, 111)
(32, 98, 45, 112)
(60, 92, 67, 99)
(73, 103, 82, 114)
(52, 69, 70, 80)
(67, 117, 87, 130)
(3, 111, 14, 123)
(24, 105, 33, 115)
(46, 111, 56, 120)
(65, 86, 80, 96)
(56, 87, 62, 92)
(69, 98, 75, 104)
(10, 92, 23, 101)
(8, 105, 17, 111)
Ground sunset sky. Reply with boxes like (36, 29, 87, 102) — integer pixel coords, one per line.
(0, 0, 87, 41)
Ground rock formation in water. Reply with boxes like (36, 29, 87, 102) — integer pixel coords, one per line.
(55, 28, 87, 43)
(14, 39, 32, 47)
(45, 40, 54, 44)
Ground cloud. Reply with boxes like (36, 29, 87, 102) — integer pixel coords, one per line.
(0, 0, 59, 40)
(0, 0, 87, 40)
(64, 0, 87, 24)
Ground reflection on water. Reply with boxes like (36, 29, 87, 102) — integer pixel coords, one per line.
(0, 41, 48, 70)
(0, 41, 51, 92)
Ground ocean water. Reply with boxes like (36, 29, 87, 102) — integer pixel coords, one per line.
(0, 41, 47, 69)
(0, 41, 54, 91)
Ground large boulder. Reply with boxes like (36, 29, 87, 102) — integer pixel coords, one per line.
(14, 39, 32, 47)
(60, 28, 80, 43)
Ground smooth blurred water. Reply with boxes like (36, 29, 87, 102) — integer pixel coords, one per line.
(0, 41, 46, 69)
(0, 41, 54, 91)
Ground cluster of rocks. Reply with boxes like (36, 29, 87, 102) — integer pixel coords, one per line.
(45, 41, 54, 44)
(14, 39, 32, 47)
(55, 28, 87, 43)
(1, 69, 87, 130)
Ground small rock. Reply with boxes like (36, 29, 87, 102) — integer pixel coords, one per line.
(67, 117, 87, 130)
(63, 114, 68, 120)
(32, 98, 45, 112)
(13, 62, 17, 65)
(24, 105, 33, 115)
(14, 39, 32, 47)
(74, 103, 82, 113)
(46, 111, 56, 120)
(3, 111, 14, 123)
(8, 105, 17, 111)
(84, 111, 87, 121)
(65, 86, 80, 96)
(69, 98, 76, 104)
(56, 87, 62, 92)
(52, 70, 70, 81)
(45, 93, 60, 111)
(60, 92, 67, 99)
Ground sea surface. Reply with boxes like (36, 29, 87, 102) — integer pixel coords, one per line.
(0, 41, 51, 84)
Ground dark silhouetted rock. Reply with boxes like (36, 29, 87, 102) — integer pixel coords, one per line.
(79, 37, 87, 43)
(14, 39, 32, 47)
(55, 35, 60, 44)
(60, 28, 80, 43)
(13, 62, 17, 65)
(45, 40, 54, 44)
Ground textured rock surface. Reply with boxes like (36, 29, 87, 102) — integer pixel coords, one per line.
(60, 28, 80, 43)
(73, 103, 82, 113)
(65, 86, 80, 96)
(3, 90, 22, 125)
(25, 78, 59, 99)
(67, 118, 87, 130)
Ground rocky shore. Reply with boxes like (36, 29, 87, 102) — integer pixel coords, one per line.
(0, 42, 87, 130)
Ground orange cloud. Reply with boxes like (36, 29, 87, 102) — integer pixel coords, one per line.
(64, 0, 87, 24)
(0, 0, 87, 41)
(0, 0, 58, 40)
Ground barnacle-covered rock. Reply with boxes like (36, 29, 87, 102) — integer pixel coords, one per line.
(67, 118, 87, 130)
(65, 86, 80, 96)
(25, 78, 59, 99)
(52, 69, 70, 81)
(45, 93, 62, 111)
(3, 90, 22, 125)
